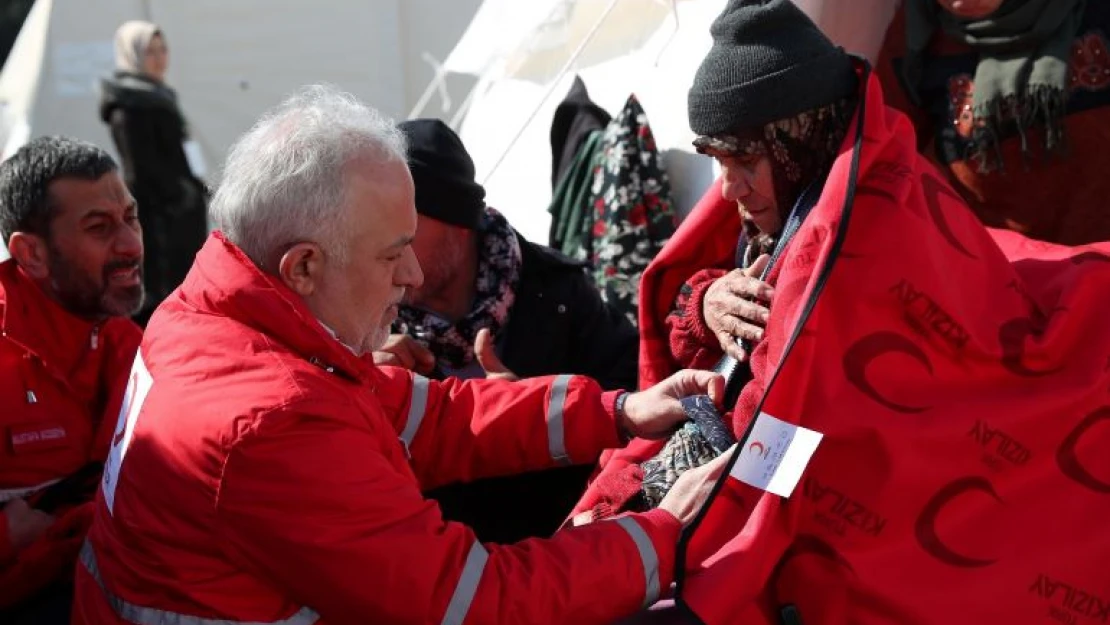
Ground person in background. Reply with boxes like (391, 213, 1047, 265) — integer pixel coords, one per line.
(74, 85, 731, 625)
(381, 119, 639, 390)
(0, 136, 143, 624)
(375, 119, 641, 543)
(877, 0, 1110, 245)
(99, 20, 207, 325)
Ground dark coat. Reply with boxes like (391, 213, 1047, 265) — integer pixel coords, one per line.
(99, 72, 207, 325)
(427, 233, 640, 544)
(500, 234, 639, 391)
(549, 76, 610, 189)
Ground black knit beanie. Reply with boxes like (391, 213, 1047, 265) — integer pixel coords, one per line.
(398, 119, 486, 230)
(687, 0, 857, 136)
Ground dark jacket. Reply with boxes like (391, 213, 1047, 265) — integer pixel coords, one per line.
(549, 76, 610, 189)
(99, 72, 207, 325)
(427, 233, 639, 544)
(499, 233, 639, 391)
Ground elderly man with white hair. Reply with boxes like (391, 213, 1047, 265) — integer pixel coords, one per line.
(72, 85, 730, 625)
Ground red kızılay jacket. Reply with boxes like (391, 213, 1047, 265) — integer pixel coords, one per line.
(74, 233, 679, 625)
(0, 259, 140, 607)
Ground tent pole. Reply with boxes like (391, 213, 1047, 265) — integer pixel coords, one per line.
(407, 52, 451, 120)
(479, 0, 620, 186)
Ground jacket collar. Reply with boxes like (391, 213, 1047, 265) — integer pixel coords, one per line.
(0, 259, 100, 376)
(174, 233, 371, 383)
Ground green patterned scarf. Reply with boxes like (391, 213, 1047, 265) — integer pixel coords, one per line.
(900, 0, 1086, 171)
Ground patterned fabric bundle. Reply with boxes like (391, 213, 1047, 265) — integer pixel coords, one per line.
(639, 395, 735, 509)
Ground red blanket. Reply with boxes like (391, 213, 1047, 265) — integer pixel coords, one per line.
(580, 66, 1110, 624)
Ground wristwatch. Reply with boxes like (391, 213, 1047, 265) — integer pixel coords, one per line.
(614, 392, 633, 443)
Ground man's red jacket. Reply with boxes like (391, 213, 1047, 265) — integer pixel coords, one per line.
(75, 233, 677, 625)
(579, 66, 1110, 624)
(0, 260, 140, 607)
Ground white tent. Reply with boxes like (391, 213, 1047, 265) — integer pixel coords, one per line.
(432, 0, 727, 242)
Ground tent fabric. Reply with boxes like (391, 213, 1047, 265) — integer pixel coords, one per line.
(577, 65, 1110, 624)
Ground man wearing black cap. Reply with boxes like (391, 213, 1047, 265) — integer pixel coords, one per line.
(378, 119, 638, 390)
(374, 118, 639, 543)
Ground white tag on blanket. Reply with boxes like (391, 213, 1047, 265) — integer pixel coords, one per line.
(729, 412, 822, 498)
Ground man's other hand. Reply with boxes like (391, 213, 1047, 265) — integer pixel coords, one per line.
(658, 447, 733, 525)
(475, 328, 519, 381)
(3, 498, 55, 554)
(372, 334, 436, 375)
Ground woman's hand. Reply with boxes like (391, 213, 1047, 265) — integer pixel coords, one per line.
(703, 254, 773, 361)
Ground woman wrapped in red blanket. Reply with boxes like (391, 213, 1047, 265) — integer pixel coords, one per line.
(576, 3, 1110, 625)
(573, 0, 858, 524)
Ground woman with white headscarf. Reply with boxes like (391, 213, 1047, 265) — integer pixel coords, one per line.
(99, 20, 207, 326)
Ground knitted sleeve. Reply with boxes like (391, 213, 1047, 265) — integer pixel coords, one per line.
(664, 268, 728, 371)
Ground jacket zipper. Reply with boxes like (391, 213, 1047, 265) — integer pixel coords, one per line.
(714, 179, 824, 408)
(21, 352, 38, 404)
(8, 324, 103, 406)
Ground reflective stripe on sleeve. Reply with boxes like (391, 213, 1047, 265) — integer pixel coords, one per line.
(439, 540, 489, 625)
(546, 374, 573, 465)
(614, 517, 661, 608)
(80, 541, 319, 625)
(399, 373, 431, 454)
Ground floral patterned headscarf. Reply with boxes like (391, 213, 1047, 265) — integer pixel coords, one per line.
(693, 97, 856, 254)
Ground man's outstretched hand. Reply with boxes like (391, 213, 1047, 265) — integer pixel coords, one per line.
(618, 370, 725, 440)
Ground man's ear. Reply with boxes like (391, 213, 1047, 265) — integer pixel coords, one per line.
(7, 232, 51, 280)
(278, 242, 325, 297)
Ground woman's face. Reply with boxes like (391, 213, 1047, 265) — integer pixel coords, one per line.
(716, 154, 782, 235)
(937, 0, 1005, 19)
(143, 33, 168, 81)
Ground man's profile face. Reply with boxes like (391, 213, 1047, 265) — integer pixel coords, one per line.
(406, 214, 466, 310)
(314, 159, 424, 355)
(42, 171, 144, 319)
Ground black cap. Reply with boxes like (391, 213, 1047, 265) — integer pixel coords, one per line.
(398, 119, 486, 230)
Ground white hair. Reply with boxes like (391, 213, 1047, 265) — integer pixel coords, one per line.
(210, 84, 407, 268)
